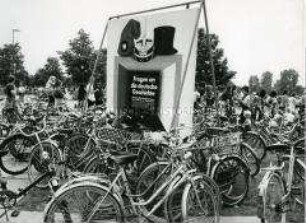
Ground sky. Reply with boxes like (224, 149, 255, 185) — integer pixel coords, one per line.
(0, 0, 305, 86)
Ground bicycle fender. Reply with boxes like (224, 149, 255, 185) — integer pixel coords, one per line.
(244, 131, 268, 147)
(44, 181, 124, 221)
(43, 138, 60, 149)
(210, 154, 251, 177)
(138, 161, 170, 179)
(58, 175, 111, 193)
(258, 171, 272, 197)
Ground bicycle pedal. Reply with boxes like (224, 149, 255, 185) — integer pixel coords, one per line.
(11, 210, 20, 217)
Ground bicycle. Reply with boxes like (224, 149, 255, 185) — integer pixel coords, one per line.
(66, 112, 155, 177)
(44, 143, 219, 223)
(0, 158, 69, 222)
(257, 137, 305, 223)
(0, 116, 55, 176)
(141, 124, 250, 207)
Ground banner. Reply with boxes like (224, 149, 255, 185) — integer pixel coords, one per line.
(107, 8, 200, 131)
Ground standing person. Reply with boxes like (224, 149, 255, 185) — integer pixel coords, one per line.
(2, 83, 21, 123)
(268, 91, 278, 117)
(279, 90, 288, 112)
(204, 85, 215, 113)
(94, 82, 104, 106)
(77, 84, 86, 111)
(17, 81, 26, 105)
(54, 84, 65, 111)
(86, 77, 97, 108)
(239, 86, 251, 124)
(288, 92, 298, 115)
(45, 76, 57, 108)
(220, 85, 235, 117)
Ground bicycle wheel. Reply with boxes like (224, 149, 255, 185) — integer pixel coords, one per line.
(28, 142, 61, 188)
(239, 142, 261, 177)
(281, 156, 305, 206)
(65, 134, 93, 171)
(125, 143, 156, 177)
(166, 174, 220, 223)
(181, 175, 219, 223)
(0, 134, 35, 175)
(44, 182, 124, 223)
(211, 155, 250, 206)
(259, 173, 285, 223)
(83, 157, 112, 176)
(243, 132, 267, 161)
(136, 161, 171, 223)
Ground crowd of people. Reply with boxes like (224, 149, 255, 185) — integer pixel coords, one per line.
(1, 75, 105, 124)
(1, 74, 305, 131)
(195, 84, 305, 131)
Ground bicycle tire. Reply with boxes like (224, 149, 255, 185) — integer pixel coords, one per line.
(281, 156, 305, 206)
(181, 174, 219, 223)
(136, 161, 171, 223)
(43, 182, 124, 223)
(166, 174, 220, 223)
(83, 157, 111, 176)
(239, 142, 261, 177)
(125, 142, 157, 177)
(258, 172, 285, 223)
(64, 134, 93, 171)
(0, 134, 35, 175)
(28, 142, 61, 188)
(243, 131, 267, 161)
(211, 155, 250, 206)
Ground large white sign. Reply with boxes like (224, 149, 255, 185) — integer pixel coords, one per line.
(107, 8, 199, 132)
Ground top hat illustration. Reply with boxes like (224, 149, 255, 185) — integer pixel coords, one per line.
(154, 26, 177, 56)
(118, 19, 141, 57)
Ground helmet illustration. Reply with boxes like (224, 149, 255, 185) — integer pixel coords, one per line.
(133, 36, 154, 62)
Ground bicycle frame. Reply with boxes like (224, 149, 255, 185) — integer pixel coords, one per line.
(84, 159, 196, 222)
(258, 141, 304, 221)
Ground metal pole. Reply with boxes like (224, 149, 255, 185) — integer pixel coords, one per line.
(11, 29, 20, 76)
(12, 29, 20, 44)
(109, 0, 201, 20)
(84, 20, 109, 112)
(201, 0, 219, 122)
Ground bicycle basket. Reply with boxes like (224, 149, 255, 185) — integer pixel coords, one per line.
(96, 128, 127, 145)
(210, 132, 242, 147)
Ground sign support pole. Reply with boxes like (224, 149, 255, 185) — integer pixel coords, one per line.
(201, 0, 219, 123)
(85, 20, 109, 112)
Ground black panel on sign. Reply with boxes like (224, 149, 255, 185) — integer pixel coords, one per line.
(126, 70, 164, 131)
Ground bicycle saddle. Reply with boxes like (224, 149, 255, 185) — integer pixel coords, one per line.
(110, 153, 138, 166)
(266, 143, 289, 152)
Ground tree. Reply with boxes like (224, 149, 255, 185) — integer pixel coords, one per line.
(248, 75, 260, 93)
(0, 43, 29, 85)
(260, 71, 273, 93)
(33, 57, 64, 86)
(196, 28, 236, 94)
(274, 69, 299, 94)
(59, 29, 106, 86)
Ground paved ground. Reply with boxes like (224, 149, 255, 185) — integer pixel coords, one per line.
(1, 211, 261, 223)
(0, 171, 263, 223)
